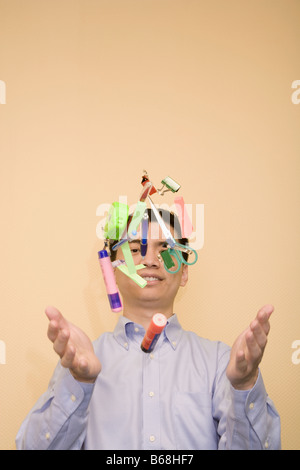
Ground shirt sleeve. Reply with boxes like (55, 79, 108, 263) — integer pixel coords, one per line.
(15, 362, 95, 450)
(214, 348, 281, 450)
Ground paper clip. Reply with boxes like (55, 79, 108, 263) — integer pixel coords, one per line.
(157, 176, 181, 195)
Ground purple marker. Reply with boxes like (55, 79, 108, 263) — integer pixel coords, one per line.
(98, 250, 123, 312)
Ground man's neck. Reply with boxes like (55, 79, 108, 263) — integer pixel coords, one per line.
(122, 302, 174, 330)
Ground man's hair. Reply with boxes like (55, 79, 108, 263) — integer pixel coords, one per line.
(108, 207, 189, 261)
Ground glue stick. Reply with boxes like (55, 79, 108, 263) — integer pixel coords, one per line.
(98, 250, 122, 313)
(141, 313, 167, 353)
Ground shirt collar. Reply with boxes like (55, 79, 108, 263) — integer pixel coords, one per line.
(164, 314, 183, 350)
(113, 314, 183, 350)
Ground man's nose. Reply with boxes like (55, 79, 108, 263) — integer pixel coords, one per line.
(141, 246, 161, 268)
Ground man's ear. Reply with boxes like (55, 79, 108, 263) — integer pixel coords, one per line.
(180, 264, 189, 287)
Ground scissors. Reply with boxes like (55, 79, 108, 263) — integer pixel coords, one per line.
(160, 242, 198, 273)
(148, 196, 198, 273)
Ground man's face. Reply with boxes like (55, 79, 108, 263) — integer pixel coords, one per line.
(114, 221, 188, 311)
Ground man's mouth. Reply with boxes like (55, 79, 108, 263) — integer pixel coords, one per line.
(143, 276, 161, 282)
(139, 273, 164, 284)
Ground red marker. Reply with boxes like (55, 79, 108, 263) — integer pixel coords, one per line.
(141, 313, 167, 353)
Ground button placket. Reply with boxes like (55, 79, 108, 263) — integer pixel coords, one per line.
(142, 350, 161, 449)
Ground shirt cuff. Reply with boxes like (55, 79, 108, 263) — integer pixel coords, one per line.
(230, 369, 267, 421)
(53, 368, 95, 416)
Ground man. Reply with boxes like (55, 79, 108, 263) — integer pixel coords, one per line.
(16, 209, 281, 450)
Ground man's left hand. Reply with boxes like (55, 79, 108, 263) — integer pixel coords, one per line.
(226, 304, 274, 390)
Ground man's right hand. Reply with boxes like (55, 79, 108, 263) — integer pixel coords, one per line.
(45, 305, 101, 383)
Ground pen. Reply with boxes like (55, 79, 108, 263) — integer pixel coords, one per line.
(141, 212, 149, 257)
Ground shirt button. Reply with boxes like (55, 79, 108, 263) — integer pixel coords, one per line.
(45, 432, 50, 440)
(124, 342, 128, 348)
(264, 441, 269, 449)
(134, 327, 139, 332)
(149, 391, 154, 397)
(172, 341, 176, 347)
(149, 435, 156, 442)
(71, 394, 76, 402)
(150, 353, 154, 359)
(249, 402, 254, 410)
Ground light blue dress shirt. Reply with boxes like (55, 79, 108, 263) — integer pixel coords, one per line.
(16, 314, 281, 450)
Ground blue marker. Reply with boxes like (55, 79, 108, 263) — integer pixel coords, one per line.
(141, 212, 149, 257)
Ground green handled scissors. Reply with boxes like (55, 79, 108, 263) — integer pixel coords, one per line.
(160, 242, 198, 274)
(148, 195, 198, 273)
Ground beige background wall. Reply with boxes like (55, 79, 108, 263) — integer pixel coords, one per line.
(0, 0, 299, 450)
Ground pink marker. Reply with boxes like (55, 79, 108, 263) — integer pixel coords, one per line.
(174, 196, 193, 238)
(98, 250, 123, 312)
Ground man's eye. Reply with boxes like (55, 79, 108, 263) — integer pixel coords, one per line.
(131, 247, 140, 254)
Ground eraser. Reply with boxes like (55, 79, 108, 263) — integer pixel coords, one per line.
(121, 241, 136, 275)
(117, 264, 147, 288)
(161, 176, 181, 193)
(160, 249, 175, 269)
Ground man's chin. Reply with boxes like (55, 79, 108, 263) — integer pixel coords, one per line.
(130, 289, 165, 306)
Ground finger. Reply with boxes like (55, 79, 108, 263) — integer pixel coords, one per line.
(250, 320, 268, 350)
(77, 357, 89, 375)
(245, 330, 263, 361)
(256, 304, 274, 334)
(68, 358, 91, 382)
(45, 305, 69, 330)
(47, 320, 59, 342)
(235, 349, 247, 368)
(73, 357, 96, 381)
(61, 344, 76, 369)
(53, 329, 70, 358)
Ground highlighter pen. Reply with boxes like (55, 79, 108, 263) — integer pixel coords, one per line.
(98, 250, 123, 313)
(141, 313, 167, 353)
(174, 196, 193, 238)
